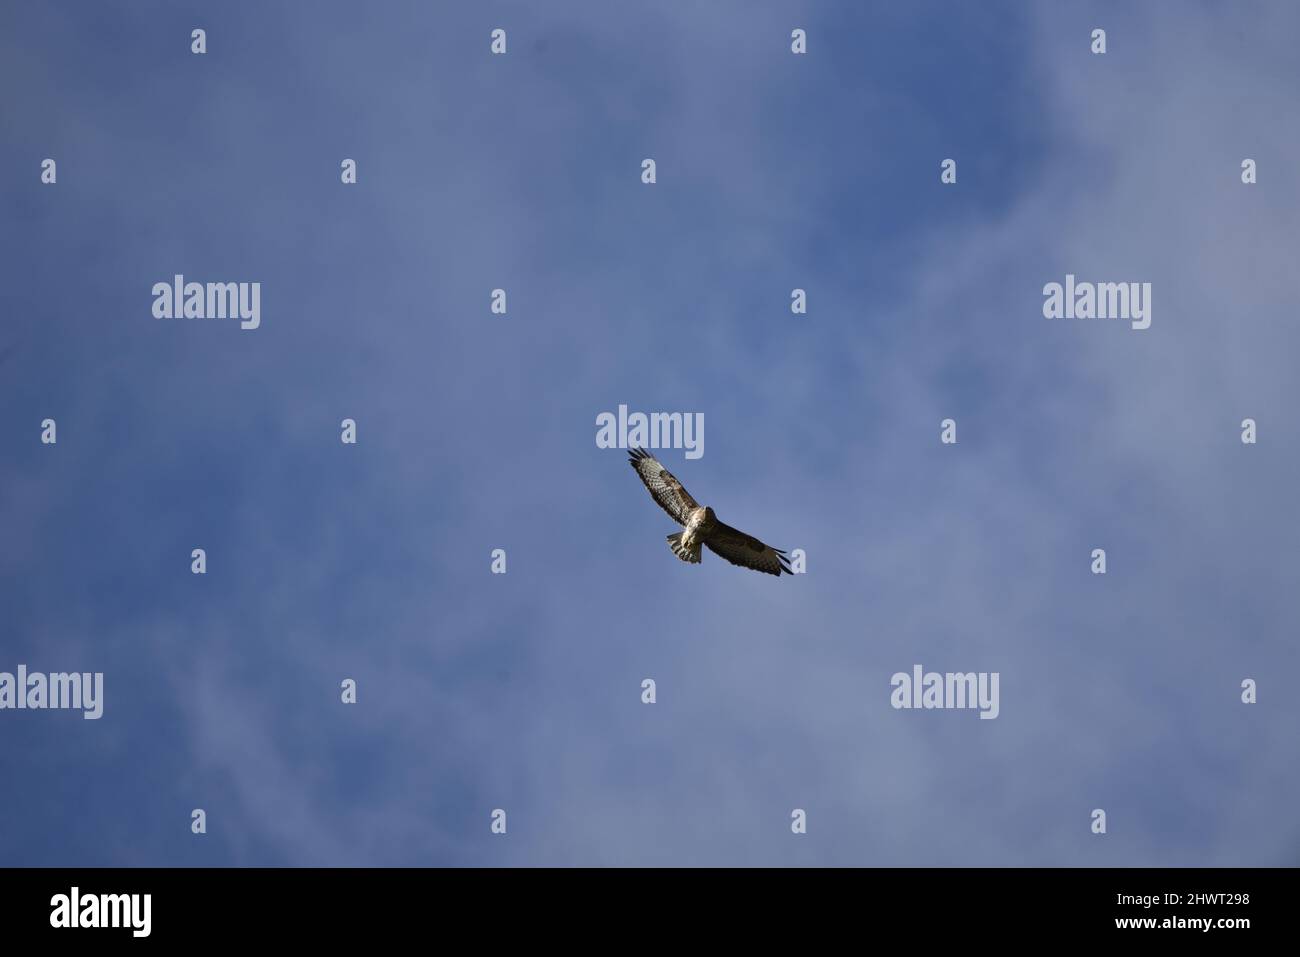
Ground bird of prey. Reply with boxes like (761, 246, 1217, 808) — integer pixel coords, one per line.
(627, 447, 792, 576)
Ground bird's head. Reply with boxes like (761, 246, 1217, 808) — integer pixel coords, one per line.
(702, 506, 716, 522)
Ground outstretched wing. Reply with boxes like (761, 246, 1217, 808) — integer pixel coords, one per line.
(703, 521, 792, 576)
(628, 447, 699, 526)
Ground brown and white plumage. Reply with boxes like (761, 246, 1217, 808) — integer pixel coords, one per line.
(628, 446, 699, 525)
(627, 447, 792, 577)
(701, 521, 792, 577)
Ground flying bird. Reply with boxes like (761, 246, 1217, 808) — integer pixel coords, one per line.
(627, 447, 792, 576)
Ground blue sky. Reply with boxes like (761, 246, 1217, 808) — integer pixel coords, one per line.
(2, 0, 1297, 866)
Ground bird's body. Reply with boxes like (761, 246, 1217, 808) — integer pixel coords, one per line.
(627, 448, 790, 576)
(682, 505, 714, 549)
(669, 505, 714, 563)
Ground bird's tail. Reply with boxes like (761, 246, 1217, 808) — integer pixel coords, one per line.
(667, 532, 702, 564)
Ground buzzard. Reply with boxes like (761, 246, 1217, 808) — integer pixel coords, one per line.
(627, 447, 792, 576)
